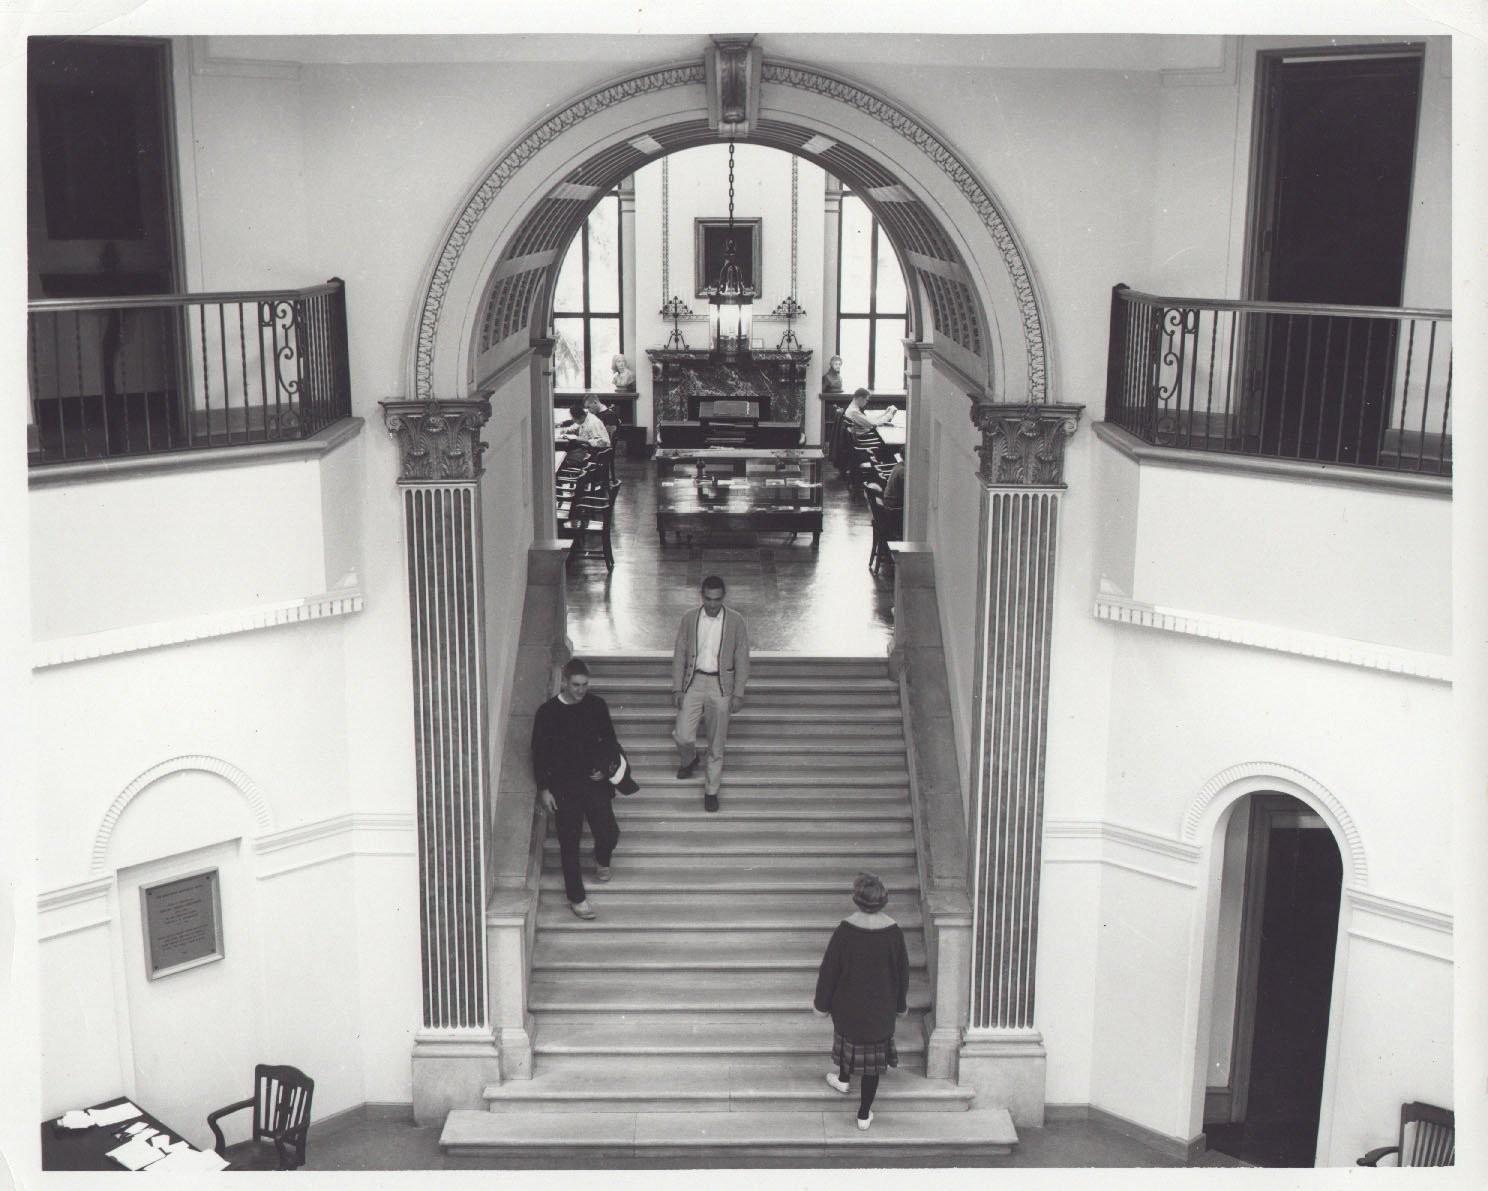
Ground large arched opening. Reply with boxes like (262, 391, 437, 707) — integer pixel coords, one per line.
(403, 54, 1052, 654)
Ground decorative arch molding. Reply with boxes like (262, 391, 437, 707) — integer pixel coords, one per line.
(1181, 761, 1369, 890)
(91, 755, 275, 876)
(410, 55, 1048, 406)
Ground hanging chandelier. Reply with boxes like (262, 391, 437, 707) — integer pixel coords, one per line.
(705, 140, 755, 357)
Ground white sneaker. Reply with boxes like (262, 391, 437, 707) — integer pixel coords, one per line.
(569, 900, 597, 920)
(856, 1112, 873, 1131)
(825, 1072, 850, 1094)
(594, 865, 612, 882)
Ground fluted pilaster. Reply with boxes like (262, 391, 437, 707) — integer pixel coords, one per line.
(959, 402, 1080, 1125)
(383, 398, 493, 1034)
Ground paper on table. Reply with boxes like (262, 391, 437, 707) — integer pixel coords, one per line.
(57, 1110, 93, 1129)
(149, 1147, 229, 1172)
(87, 1101, 143, 1127)
(105, 1135, 167, 1170)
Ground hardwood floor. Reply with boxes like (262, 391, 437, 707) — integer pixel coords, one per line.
(564, 457, 896, 654)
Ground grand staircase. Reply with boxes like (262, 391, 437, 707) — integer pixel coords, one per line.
(441, 654, 1016, 1161)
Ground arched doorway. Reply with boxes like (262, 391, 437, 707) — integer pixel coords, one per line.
(1198, 791, 1348, 1166)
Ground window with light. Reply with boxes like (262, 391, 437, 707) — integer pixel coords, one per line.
(837, 188, 908, 393)
(553, 193, 622, 392)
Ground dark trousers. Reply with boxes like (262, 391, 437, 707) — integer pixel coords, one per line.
(553, 783, 620, 904)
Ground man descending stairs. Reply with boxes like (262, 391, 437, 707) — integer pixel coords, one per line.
(441, 655, 1016, 1161)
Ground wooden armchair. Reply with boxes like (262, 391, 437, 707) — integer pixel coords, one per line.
(1357, 1101, 1454, 1167)
(207, 1063, 314, 1171)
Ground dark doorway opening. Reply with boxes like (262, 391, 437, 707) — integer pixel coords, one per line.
(1208, 794, 1343, 1167)
(1244, 47, 1423, 466)
(27, 37, 186, 460)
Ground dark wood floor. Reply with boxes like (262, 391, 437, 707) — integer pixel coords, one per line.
(564, 457, 895, 654)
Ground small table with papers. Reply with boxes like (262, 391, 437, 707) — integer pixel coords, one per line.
(42, 1095, 230, 1172)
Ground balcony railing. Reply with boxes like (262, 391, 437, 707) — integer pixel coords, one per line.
(1105, 284, 1451, 476)
(27, 278, 351, 466)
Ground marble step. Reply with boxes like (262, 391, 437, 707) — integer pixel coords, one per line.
(598, 675, 899, 694)
(612, 704, 902, 722)
(616, 797, 910, 821)
(613, 716, 905, 738)
(534, 895, 924, 930)
(532, 1013, 926, 1065)
(441, 1107, 1016, 1156)
(538, 861, 920, 893)
(533, 930, 927, 969)
(582, 655, 891, 676)
(619, 772, 910, 790)
(542, 824, 914, 852)
(527, 970, 932, 1011)
(626, 737, 907, 757)
(478, 1065, 973, 1115)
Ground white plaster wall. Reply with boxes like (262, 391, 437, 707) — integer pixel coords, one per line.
(350, 850, 421, 1103)
(1323, 933, 1453, 1165)
(1088, 866, 1198, 1135)
(173, 51, 313, 292)
(1036, 862, 1101, 1105)
(29, 459, 330, 641)
(1128, 464, 1452, 656)
(1102, 632, 1451, 905)
(37, 926, 126, 1117)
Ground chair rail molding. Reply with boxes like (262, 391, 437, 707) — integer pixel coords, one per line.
(1181, 761, 1369, 891)
(91, 755, 274, 877)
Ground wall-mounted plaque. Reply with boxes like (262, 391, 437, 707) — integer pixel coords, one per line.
(695, 218, 762, 298)
(141, 868, 224, 979)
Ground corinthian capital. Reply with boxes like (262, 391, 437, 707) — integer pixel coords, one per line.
(381, 398, 493, 482)
(970, 403, 1083, 488)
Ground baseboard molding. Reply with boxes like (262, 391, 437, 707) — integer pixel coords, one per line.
(309, 1100, 415, 1140)
(1044, 1103, 1206, 1162)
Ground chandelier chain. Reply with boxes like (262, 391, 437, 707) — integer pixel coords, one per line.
(727, 140, 735, 228)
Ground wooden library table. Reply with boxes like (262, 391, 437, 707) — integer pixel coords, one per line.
(655, 448, 825, 547)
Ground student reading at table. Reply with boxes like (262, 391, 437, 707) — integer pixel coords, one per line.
(842, 388, 898, 430)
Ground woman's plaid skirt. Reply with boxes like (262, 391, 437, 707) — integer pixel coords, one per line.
(832, 1031, 899, 1076)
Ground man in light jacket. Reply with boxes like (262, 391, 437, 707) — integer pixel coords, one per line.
(672, 575, 751, 812)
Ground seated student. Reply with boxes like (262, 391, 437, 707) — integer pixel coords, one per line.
(561, 399, 611, 450)
(882, 460, 905, 512)
(841, 388, 898, 431)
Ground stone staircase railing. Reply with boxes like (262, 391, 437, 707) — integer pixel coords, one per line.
(888, 542, 972, 1080)
(486, 542, 571, 1079)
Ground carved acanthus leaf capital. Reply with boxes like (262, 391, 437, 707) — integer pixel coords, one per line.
(382, 398, 493, 482)
(970, 403, 1083, 488)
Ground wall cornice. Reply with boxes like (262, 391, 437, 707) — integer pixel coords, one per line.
(1093, 590, 1452, 684)
(33, 587, 364, 671)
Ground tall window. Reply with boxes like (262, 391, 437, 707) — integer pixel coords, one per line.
(553, 192, 622, 391)
(837, 188, 908, 392)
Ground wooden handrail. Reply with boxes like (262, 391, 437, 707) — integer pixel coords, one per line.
(1114, 284, 1450, 322)
(28, 279, 344, 314)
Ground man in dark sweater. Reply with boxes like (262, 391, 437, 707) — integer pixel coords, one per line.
(531, 658, 622, 920)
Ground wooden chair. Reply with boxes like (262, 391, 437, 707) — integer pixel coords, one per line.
(865, 487, 903, 575)
(1357, 1102, 1454, 1167)
(557, 456, 615, 570)
(206, 1063, 314, 1171)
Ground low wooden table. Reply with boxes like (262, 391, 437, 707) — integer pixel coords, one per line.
(41, 1095, 224, 1172)
(655, 448, 825, 547)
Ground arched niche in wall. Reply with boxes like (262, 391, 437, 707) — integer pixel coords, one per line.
(92, 755, 274, 877)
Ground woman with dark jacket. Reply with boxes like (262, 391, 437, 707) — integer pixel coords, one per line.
(812, 872, 910, 1130)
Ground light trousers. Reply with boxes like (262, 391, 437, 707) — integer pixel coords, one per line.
(673, 673, 731, 796)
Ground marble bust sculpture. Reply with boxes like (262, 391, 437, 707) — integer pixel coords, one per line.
(611, 353, 637, 391)
(822, 354, 844, 394)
